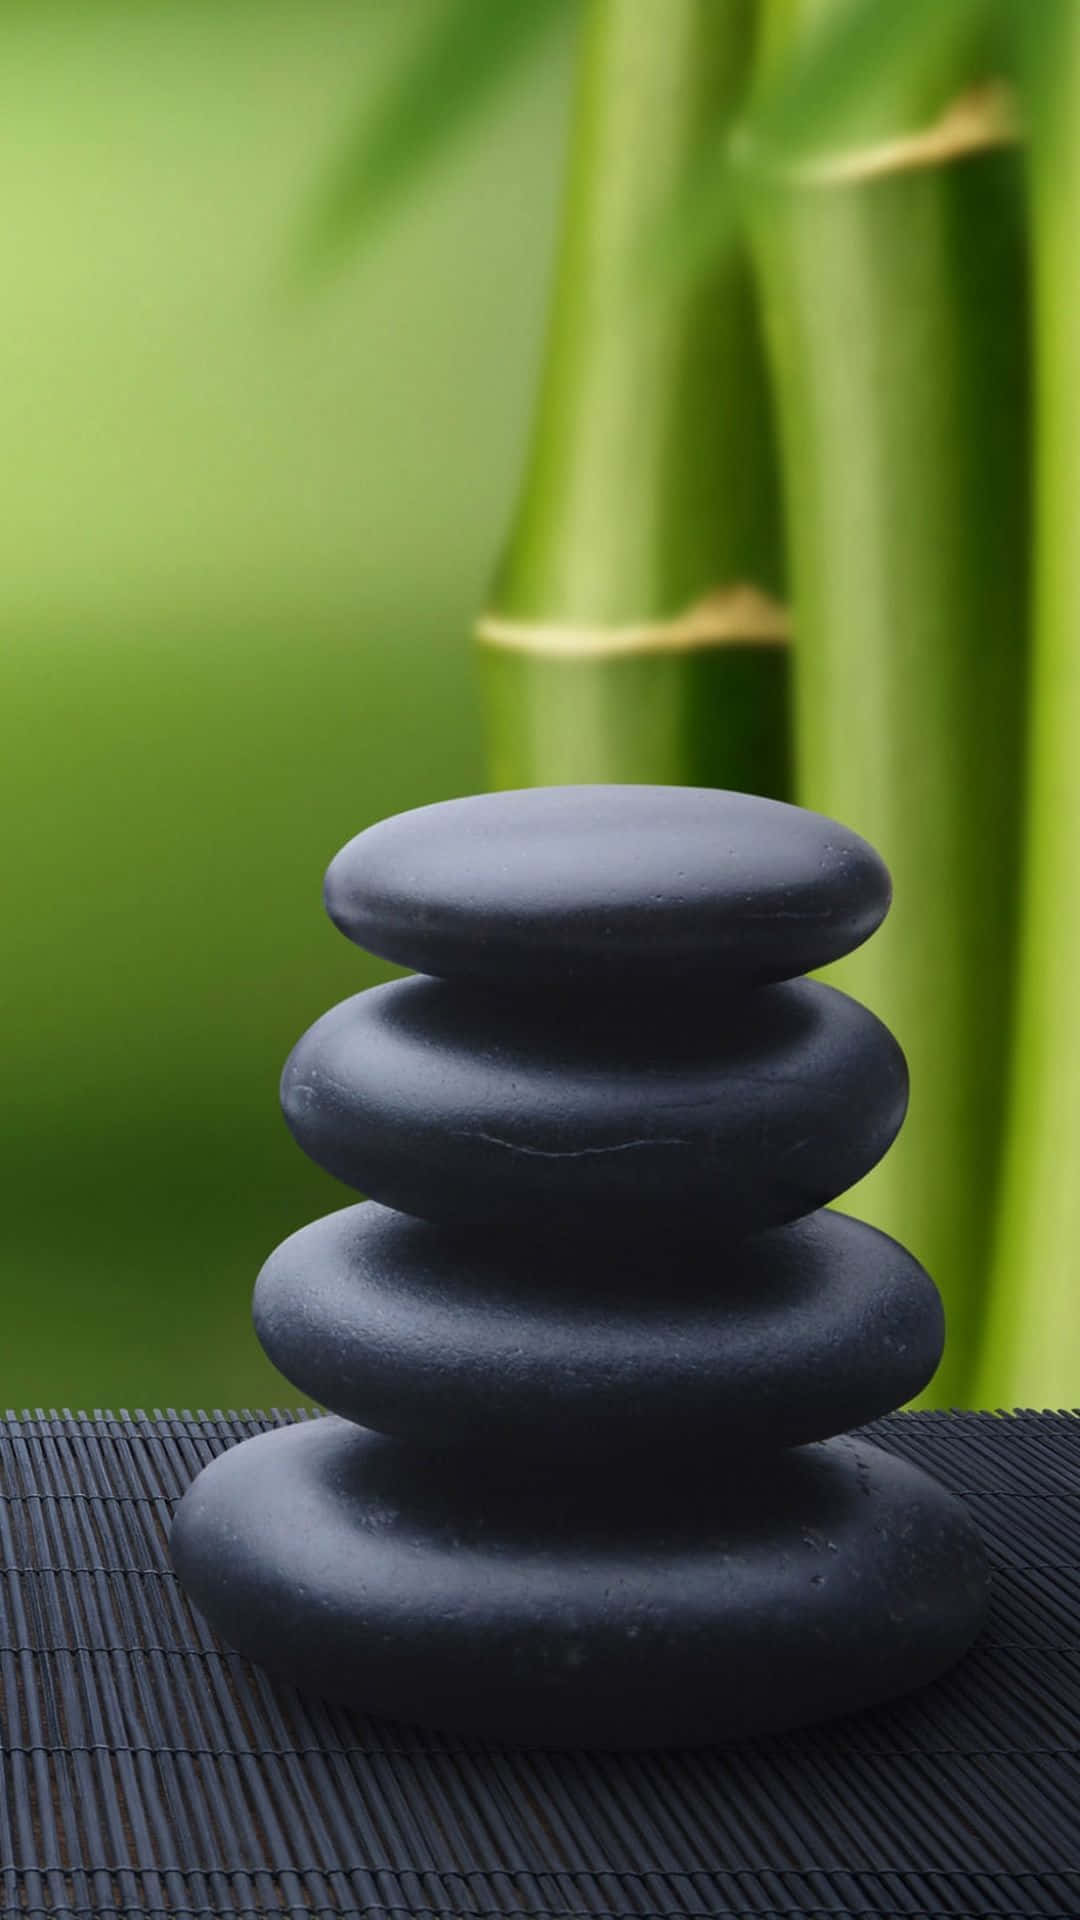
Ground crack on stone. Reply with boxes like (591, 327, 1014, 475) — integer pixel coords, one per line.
(452, 1131, 693, 1159)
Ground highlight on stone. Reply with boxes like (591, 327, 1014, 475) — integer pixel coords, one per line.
(171, 784, 988, 1749)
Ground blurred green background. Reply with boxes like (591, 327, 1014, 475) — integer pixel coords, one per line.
(1, 0, 577, 1406)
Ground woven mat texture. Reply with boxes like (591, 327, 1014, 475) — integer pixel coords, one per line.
(0, 1408, 1076, 1919)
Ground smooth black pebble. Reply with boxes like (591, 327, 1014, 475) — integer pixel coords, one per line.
(323, 784, 891, 987)
(280, 973, 908, 1231)
(172, 783, 984, 1747)
(253, 1203, 944, 1456)
(170, 1417, 989, 1750)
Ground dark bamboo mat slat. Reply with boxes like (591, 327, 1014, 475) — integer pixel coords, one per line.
(0, 1411, 1075, 1919)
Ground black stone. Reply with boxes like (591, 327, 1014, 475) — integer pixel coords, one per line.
(172, 783, 985, 1745)
(169, 1417, 989, 1750)
(254, 1203, 944, 1456)
(324, 786, 891, 989)
(280, 973, 908, 1232)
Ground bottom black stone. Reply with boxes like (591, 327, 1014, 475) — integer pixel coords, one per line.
(170, 1419, 989, 1749)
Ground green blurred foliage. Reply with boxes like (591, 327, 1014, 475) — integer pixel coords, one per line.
(0, 0, 576, 1406)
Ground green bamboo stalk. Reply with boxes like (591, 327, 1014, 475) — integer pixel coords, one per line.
(750, 1, 1030, 1406)
(976, 2, 1080, 1409)
(478, 0, 788, 794)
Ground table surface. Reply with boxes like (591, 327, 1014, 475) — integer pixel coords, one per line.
(0, 1408, 1077, 1920)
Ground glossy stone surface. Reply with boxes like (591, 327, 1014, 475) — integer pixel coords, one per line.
(172, 784, 985, 1747)
(254, 1203, 944, 1456)
(323, 786, 891, 987)
(170, 1417, 989, 1750)
(280, 973, 908, 1231)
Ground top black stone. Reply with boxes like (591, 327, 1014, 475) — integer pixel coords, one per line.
(323, 785, 891, 987)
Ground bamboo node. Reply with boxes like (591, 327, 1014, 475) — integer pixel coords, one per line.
(475, 585, 791, 660)
(746, 81, 1022, 189)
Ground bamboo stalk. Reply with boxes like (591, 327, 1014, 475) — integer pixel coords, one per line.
(976, 2, 1080, 1408)
(478, 0, 788, 795)
(750, 0, 1030, 1405)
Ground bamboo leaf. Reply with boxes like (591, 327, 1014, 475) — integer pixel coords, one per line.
(296, 0, 568, 278)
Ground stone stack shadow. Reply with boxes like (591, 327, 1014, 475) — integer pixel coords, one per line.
(172, 785, 989, 1748)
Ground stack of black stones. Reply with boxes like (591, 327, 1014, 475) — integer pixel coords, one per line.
(172, 785, 988, 1749)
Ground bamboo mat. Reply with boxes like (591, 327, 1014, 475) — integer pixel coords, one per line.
(0, 1408, 1076, 1919)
